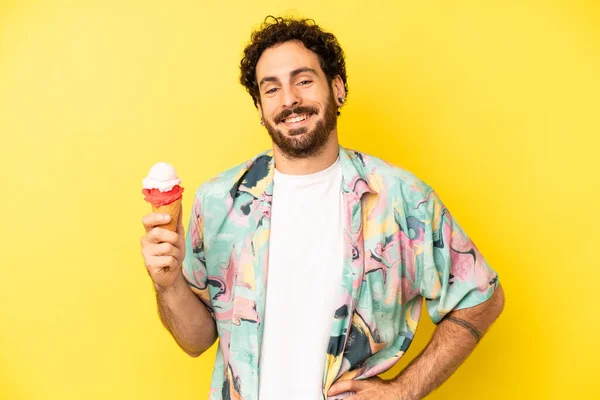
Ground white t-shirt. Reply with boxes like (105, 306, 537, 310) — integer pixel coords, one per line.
(258, 157, 345, 400)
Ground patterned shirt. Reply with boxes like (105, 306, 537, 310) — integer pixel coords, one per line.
(182, 146, 499, 400)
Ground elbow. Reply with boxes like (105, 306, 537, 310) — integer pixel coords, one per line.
(183, 346, 205, 358)
(490, 283, 505, 320)
(182, 337, 216, 358)
(181, 343, 206, 358)
(186, 350, 203, 358)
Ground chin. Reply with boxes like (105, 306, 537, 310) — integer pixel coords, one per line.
(286, 128, 309, 137)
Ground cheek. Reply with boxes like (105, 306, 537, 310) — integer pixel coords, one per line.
(311, 90, 331, 110)
(260, 99, 279, 119)
(305, 88, 324, 102)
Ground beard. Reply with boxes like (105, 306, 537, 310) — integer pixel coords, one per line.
(263, 89, 338, 159)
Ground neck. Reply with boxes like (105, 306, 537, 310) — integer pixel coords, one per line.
(273, 132, 340, 175)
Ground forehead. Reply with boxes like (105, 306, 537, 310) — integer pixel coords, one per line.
(256, 40, 323, 81)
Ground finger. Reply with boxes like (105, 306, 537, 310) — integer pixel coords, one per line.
(328, 380, 362, 396)
(142, 213, 172, 233)
(147, 227, 179, 245)
(328, 391, 357, 400)
(145, 255, 176, 271)
(142, 243, 180, 264)
(344, 393, 365, 400)
(154, 242, 181, 259)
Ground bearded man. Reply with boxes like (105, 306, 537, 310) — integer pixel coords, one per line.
(140, 16, 504, 400)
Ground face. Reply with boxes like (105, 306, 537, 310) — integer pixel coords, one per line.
(255, 40, 344, 159)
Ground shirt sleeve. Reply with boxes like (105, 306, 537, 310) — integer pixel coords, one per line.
(418, 188, 499, 324)
(181, 189, 214, 316)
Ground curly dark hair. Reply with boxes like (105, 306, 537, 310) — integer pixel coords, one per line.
(240, 16, 348, 114)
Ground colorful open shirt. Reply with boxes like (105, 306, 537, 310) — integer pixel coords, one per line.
(182, 146, 499, 400)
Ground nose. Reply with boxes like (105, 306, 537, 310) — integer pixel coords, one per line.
(281, 85, 301, 109)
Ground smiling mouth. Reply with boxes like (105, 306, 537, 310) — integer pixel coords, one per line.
(281, 113, 312, 125)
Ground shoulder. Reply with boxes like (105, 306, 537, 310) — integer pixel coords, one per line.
(345, 147, 434, 202)
(192, 149, 273, 204)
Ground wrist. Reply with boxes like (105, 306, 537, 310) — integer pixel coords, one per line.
(389, 376, 418, 400)
(154, 268, 185, 294)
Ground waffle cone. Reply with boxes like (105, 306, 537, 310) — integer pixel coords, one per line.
(152, 198, 182, 232)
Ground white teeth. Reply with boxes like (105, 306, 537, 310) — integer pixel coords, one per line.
(284, 114, 310, 124)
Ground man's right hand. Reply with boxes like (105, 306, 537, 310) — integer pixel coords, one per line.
(140, 210, 186, 289)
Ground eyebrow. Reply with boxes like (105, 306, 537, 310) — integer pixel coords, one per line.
(258, 67, 318, 88)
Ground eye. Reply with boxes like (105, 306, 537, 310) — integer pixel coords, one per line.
(265, 87, 278, 94)
(298, 80, 312, 86)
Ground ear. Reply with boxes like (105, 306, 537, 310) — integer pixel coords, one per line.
(257, 102, 264, 125)
(332, 75, 346, 107)
(258, 102, 264, 116)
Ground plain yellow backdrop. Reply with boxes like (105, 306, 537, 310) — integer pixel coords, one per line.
(1, 0, 598, 399)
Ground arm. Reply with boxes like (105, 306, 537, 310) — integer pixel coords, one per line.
(330, 189, 503, 399)
(328, 285, 504, 400)
(155, 270, 217, 357)
(391, 284, 505, 399)
(141, 211, 217, 358)
(392, 188, 505, 398)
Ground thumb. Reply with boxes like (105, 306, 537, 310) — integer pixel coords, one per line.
(328, 379, 361, 396)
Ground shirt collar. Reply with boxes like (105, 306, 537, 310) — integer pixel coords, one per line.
(337, 145, 378, 199)
(236, 145, 378, 200)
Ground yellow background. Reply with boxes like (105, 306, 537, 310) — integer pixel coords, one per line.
(1, 0, 598, 399)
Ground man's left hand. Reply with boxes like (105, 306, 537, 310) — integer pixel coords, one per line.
(328, 376, 403, 400)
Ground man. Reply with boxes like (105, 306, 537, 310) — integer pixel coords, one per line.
(140, 16, 504, 400)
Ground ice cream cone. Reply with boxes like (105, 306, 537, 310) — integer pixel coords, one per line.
(143, 162, 184, 232)
(152, 198, 181, 232)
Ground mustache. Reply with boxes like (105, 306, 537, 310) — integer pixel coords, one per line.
(275, 106, 319, 124)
